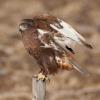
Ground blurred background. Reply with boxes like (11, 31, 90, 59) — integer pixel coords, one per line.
(0, 0, 100, 100)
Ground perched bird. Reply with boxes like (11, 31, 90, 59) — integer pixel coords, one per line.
(19, 14, 92, 80)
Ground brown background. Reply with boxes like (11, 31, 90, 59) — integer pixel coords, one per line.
(0, 0, 100, 100)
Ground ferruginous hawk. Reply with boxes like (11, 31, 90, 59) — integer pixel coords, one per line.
(19, 14, 92, 80)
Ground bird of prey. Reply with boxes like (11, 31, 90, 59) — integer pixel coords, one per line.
(19, 14, 92, 80)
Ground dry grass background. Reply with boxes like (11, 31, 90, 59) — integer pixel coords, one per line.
(0, 0, 100, 100)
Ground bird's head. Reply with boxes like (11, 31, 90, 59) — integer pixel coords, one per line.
(19, 19, 34, 32)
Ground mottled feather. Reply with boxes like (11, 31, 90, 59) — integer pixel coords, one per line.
(19, 14, 92, 75)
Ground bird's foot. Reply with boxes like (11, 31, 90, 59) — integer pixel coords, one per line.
(35, 73, 49, 81)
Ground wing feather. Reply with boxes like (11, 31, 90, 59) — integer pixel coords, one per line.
(37, 28, 74, 54)
(37, 28, 89, 75)
(69, 60, 90, 75)
(50, 19, 92, 49)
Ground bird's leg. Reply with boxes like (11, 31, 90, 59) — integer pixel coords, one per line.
(55, 53, 73, 70)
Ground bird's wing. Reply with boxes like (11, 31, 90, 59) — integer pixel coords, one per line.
(37, 28, 75, 54)
(50, 18, 92, 49)
(37, 28, 89, 75)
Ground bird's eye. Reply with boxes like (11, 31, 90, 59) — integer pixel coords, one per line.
(19, 19, 34, 32)
(19, 23, 33, 32)
(22, 23, 28, 28)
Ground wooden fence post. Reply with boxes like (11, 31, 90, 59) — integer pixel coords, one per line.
(32, 76, 46, 100)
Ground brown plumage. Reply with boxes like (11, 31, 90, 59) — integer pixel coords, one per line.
(19, 14, 92, 75)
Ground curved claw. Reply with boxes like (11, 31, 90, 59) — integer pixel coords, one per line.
(34, 73, 50, 82)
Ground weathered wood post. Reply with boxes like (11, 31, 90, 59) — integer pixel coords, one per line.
(32, 76, 46, 100)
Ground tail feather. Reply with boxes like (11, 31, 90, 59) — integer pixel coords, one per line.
(80, 39, 93, 49)
(69, 60, 90, 76)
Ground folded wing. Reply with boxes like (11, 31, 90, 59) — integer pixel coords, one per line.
(37, 28, 89, 75)
(50, 19, 93, 49)
(37, 28, 75, 54)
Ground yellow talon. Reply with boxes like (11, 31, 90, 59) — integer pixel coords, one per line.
(34, 73, 50, 81)
(37, 73, 46, 81)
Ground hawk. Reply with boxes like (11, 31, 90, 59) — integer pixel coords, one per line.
(19, 14, 92, 80)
